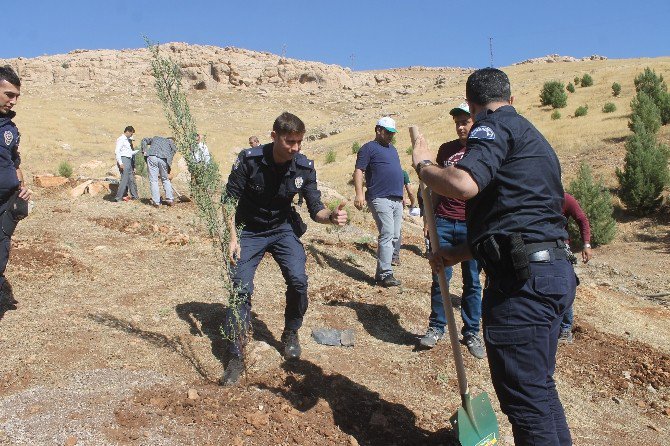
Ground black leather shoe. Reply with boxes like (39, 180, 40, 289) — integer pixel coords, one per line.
(281, 329, 302, 360)
(377, 275, 401, 287)
(220, 356, 244, 386)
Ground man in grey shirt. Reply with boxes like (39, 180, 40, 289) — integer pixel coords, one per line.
(141, 136, 178, 207)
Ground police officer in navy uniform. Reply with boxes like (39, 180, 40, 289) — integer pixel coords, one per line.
(221, 112, 347, 385)
(412, 68, 575, 445)
(0, 66, 31, 309)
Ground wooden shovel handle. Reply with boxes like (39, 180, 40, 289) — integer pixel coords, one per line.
(409, 125, 469, 397)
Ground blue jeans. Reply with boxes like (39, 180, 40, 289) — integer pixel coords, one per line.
(560, 305, 574, 331)
(226, 223, 308, 356)
(369, 197, 403, 280)
(429, 217, 482, 336)
(147, 155, 174, 205)
(483, 258, 576, 445)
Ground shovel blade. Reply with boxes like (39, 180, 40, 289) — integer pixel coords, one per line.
(450, 392, 499, 446)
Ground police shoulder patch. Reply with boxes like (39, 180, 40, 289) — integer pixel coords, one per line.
(469, 125, 496, 140)
(4, 130, 13, 146)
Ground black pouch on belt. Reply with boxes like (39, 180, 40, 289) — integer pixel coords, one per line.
(288, 206, 307, 238)
(1, 190, 29, 237)
(509, 233, 530, 281)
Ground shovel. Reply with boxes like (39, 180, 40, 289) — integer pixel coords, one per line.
(170, 184, 191, 202)
(409, 126, 499, 446)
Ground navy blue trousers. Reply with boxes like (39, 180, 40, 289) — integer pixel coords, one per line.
(226, 223, 308, 356)
(483, 258, 576, 446)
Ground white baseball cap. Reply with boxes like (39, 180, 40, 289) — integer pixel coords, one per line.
(376, 116, 397, 133)
(449, 102, 470, 116)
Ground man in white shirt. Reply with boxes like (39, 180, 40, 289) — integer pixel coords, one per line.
(193, 134, 211, 164)
(114, 126, 139, 202)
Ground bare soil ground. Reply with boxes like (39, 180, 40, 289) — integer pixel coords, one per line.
(0, 185, 668, 446)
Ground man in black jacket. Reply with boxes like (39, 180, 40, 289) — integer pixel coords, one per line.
(0, 65, 31, 309)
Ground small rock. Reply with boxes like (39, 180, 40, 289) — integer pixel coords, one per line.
(636, 400, 647, 408)
(64, 436, 78, 446)
(349, 436, 359, 446)
(232, 436, 244, 446)
(312, 328, 342, 346)
(340, 329, 355, 347)
(647, 384, 657, 394)
(612, 396, 622, 404)
(663, 407, 670, 417)
(187, 389, 199, 400)
(623, 371, 631, 380)
(246, 412, 269, 428)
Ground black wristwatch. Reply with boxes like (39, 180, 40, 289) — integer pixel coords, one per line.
(415, 160, 435, 177)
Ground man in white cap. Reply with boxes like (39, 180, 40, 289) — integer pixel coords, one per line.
(418, 102, 484, 359)
(353, 116, 404, 287)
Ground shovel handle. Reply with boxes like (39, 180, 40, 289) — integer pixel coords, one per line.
(409, 126, 469, 397)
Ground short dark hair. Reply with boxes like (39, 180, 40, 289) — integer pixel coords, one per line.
(124, 126, 135, 133)
(0, 65, 21, 87)
(273, 112, 305, 135)
(466, 68, 511, 106)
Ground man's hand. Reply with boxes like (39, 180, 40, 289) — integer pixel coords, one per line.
(354, 194, 366, 210)
(411, 134, 434, 169)
(18, 186, 31, 201)
(582, 246, 593, 263)
(427, 243, 471, 272)
(228, 239, 241, 265)
(330, 202, 348, 226)
(118, 163, 124, 172)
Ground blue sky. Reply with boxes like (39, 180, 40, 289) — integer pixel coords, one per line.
(6, 0, 669, 69)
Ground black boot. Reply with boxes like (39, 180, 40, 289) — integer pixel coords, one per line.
(220, 356, 244, 386)
(281, 329, 302, 360)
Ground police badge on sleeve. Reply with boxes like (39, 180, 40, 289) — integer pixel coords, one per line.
(3, 130, 13, 147)
(294, 177, 304, 189)
(469, 126, 496, 140)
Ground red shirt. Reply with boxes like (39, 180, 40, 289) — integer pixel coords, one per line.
(562, 192, 591, 243)
(434, 140, 467, 221)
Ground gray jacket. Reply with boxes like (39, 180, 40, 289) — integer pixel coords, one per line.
(141, 136, 178, 167)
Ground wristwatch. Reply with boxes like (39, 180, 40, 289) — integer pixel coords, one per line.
(415, 160, 435, 177)
(583, 243, 591, 249)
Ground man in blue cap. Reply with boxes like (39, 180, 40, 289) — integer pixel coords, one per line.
(353, 116, 405, 287)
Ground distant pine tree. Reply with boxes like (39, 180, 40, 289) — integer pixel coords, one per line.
(629, 91, 661, 134)
(567, 163, 616, 246)
(634, 67, 670, 125)
(616, 121, 670, 215)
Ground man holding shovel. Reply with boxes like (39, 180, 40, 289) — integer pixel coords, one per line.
(412, 68, 575, 445)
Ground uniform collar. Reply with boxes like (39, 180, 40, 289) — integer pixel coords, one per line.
(262, 143, 297, 173)
(0, 110, 16, 125)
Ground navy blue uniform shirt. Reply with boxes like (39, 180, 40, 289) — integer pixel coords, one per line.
(355, 140, 404, 201)
(456, 105, 567, 247)
(224, 143, 325, 230)
(0, 111, 21, 198)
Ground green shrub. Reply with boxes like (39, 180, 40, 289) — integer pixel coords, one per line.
(134, 154, 147, 176)
(566, 82, 575, 93)
(540, 81, 568, 108)
(580, 73, 593, 87)
(574, 105, 589, 117)
(567, 163, 616, 246)
(551, 110, 561, 120)
(629, 91, 661, 134)
(612, 82, 621, 97)
(634, 67, 670, 125)
(574, 76, 581, 85)
(57, 160, 73, 178)
(405, 146, 413, 155)
(616, 122, 670, 215)
(325, 149, 336, 164)
(602, 102, 616, 113)
(351, 141, 361, 154)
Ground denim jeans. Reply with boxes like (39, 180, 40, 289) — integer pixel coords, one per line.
(429, 217, 482, 335)
(369, 197, 403, 280)
(560, 305, 574, 331)
(147, 155, 174, 205)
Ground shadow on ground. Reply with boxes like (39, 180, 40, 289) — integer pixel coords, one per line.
(256, 358, 456, 446)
